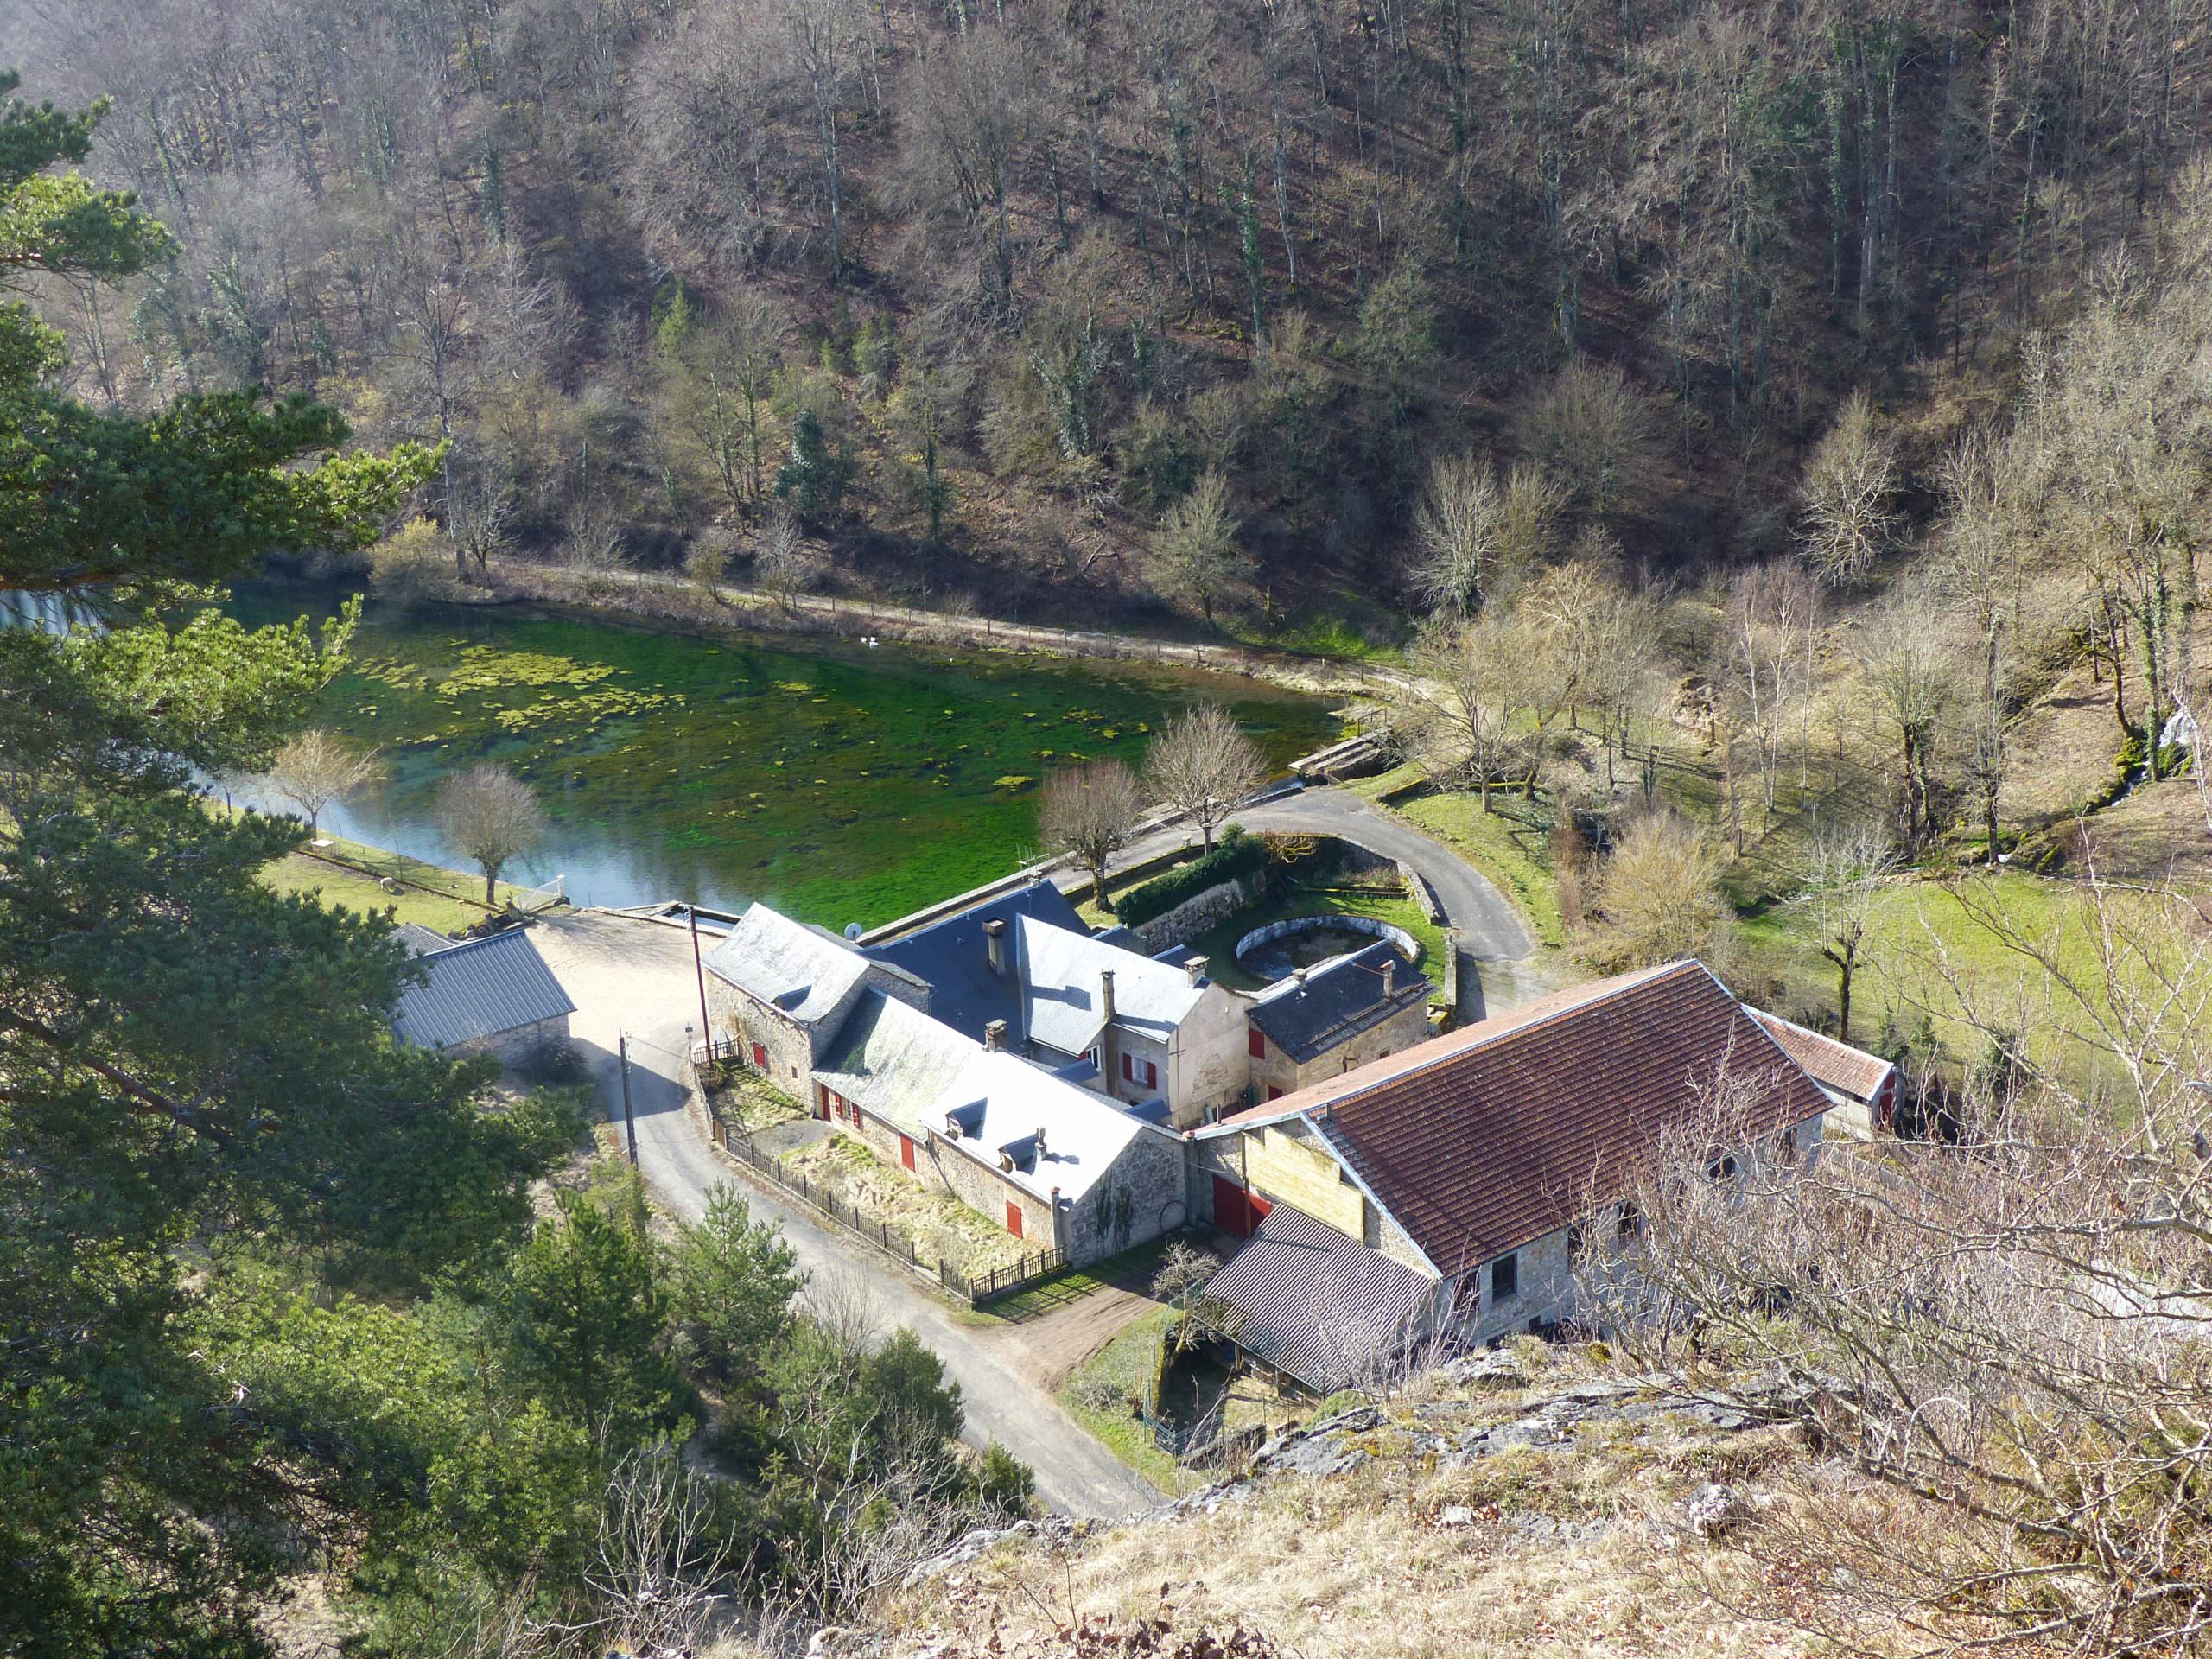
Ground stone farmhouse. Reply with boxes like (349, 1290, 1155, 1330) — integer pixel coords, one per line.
(1243, 941, 1434, 1102)
(389, 926, 575, 1062)
(861, 879, 1249, 1128)
(1190, 961, 1847, 1391)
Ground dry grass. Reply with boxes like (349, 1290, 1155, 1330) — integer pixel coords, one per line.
(870, 1347, 2016, 1659)
(782, 1132, 1027, 1276)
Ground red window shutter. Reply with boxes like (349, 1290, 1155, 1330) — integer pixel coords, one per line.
(751, 1043, 766, 1068)
(1249, 1029, 1267, 1059)
(1005, 1200, 1025, 1239)
(1267, 1085, 1283, 1102)
(899, 1134, 915, 1171)
(1145, 1060, 1158, 1089)
(1121, 1052, 1133, 1082)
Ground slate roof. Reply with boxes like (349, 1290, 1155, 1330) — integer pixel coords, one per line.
(391, 928, 575, 1050)
(1207, 962, 1832, 1271)
(810, 991, 981, 1138)
(1016, 912, 1207, 1057)
(930, 1048, 1164, 1202)
(1745, 1008, 1897, 1104)
(1248, 941, 1433, 1063)
(704, 903, 875, 1026)
(1202, 1203, 1434, 1392)
(391, 923, 454, 957)
(861, 879, 1088, 1043)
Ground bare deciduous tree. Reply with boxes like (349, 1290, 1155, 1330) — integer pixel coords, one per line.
(435, 764, 545, 904)
(268, 728, 381, 843)
(1584, 810, 1733, 971)
(1723, 563, 1821, 813)
(1797, 389, 1898, 583)
(1145, 703, 1264, 851)
(1514, 360, 1657, 518)
(1151, 469, 1249, 624)
(1408, 454, 1565, 620)
(1796, 823, 1896, 1040)
(1038, 760, 1140, 907)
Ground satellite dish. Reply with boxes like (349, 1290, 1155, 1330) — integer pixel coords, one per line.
(844, 922, 862, 941)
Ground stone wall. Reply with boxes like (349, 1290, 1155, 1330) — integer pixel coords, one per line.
(1128, 878, 1251, 955)
(1234, 913, 1422, 971)
(456, 1013, 571, 1066)
(707, 976, 816, 1095)
(1063, 1125, 1189, 1262)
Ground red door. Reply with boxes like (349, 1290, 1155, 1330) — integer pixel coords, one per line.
(1212, 1175, 1272, 1239)
(1005, 1200, 1025, 1239)
(899, 1134, 916, 1171)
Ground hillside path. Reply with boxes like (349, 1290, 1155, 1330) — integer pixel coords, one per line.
(528, 910, 1166, 1522)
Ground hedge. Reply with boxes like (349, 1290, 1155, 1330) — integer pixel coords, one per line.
(1116, 828, 1266, 926)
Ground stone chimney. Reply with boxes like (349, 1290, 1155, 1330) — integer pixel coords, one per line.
(1185, 954, 1210, 987)
(1293, 965, 1309, 988)
(1034, 1125, 1048, 1157)
(1099, 969, 1116, 1026)
(983, 918, 1007, 976)
(983, 1018, 1007, 1052)
(1382, 960, 1396, 997)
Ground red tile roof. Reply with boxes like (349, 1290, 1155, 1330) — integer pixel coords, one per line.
(1745, 1008, 1896, 1103)
(1211, 962, 1832, 1271)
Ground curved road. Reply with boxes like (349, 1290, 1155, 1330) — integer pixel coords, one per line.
(530, 911, 1165, 1521)
(1108, 785, 1547, 1020)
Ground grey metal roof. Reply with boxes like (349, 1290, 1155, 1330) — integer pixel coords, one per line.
(861, 879, 1088, 1043)
(810, 990, 982, 1138)
(1247, 942, 1433, 1064)
(1202, 1202, 1434, 1392)
(390, 928, 575, 1050)
(391, 923, 454, 957)
(1017, 912, 1206, 1057)
(703, 903, 875, 1027)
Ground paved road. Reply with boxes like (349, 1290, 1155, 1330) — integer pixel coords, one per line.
(1104, 784, 1548, 1020)
(529, 910, 1164, 1521)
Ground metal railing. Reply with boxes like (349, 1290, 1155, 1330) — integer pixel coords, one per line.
(704, 1100, 1066, 1306)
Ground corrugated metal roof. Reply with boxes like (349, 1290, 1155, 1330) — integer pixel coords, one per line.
(390, 928, 575, 1050)
(1202, 1203, 1434, 1392)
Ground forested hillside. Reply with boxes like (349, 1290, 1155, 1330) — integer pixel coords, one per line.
(7, 0, 2203, 634)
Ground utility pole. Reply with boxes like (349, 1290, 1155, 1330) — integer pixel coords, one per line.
(618, 1028, 639, 1165)
(689, 906, 713, 1061)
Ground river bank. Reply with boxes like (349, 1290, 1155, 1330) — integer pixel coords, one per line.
(474, 556, 1413, 705)
(227, 582, 1344, 927)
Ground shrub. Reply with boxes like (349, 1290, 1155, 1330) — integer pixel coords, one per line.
(1116, 826, 1266, 927)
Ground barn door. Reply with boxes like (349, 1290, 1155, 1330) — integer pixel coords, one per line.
(1213, 1174, 1268, 1238)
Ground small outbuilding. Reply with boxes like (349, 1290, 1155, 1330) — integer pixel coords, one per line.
(390, 928, 575, 1062)
(1244, 941, 1433, 1103)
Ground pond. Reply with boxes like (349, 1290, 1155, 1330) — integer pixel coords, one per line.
(221, 585, 1344, 930)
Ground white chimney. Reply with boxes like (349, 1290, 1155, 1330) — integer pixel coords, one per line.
(1185, 954, 1209, 986)
(1034, 1125, 1048, 1156)
(1382, 960, 1396, 997)
(1099, 969, 1116, 1025)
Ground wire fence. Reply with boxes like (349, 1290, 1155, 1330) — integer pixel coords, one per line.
(702, 1090, 1066, 1307)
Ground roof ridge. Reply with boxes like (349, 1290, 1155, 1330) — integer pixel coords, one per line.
(1212, 959, 1703, 1134)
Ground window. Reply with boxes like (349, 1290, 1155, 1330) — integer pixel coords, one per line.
(899, 1134, 916, 1171)
(1707, 1152, 1738, 1181)
(1491, 1252, 1519, 1302)
(1618, 1202, 1641, 1241)
(1566, 1222, 1586, 1262)
(1249, 1029, 1267, 1059)
(1267, 1085, 1283, 1102)
(750, 1042, 766, 1069)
